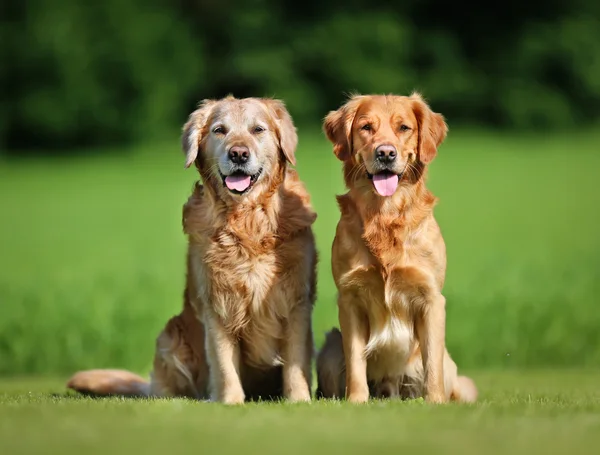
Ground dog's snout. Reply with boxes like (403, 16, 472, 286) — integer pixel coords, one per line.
(228, 146, 250, 164)
(375, 144, 397, 164)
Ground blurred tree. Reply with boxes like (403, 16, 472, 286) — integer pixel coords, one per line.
(1, 0, 204, 152)
(1, 0, 599, 153)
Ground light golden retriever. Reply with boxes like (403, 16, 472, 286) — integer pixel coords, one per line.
(67, 96, 317, 404)
(315, 93, 477, 404)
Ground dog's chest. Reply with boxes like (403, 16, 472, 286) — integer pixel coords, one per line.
(361, 265, 415, 372)
(190, 233, 289, 360)
(341, 237, 426, 378)
(205, 238, 277, 311)
(346, 232, 422, 310)
(210, 238, 292, 366)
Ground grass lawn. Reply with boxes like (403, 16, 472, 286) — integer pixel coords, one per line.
(1, 371, 600, 455)
(2, 128, 600, 373)
(1, 128, 600, 453)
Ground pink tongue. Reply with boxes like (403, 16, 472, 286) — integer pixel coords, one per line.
(225, 174, 251, 192)
(372, 173, 399, 196)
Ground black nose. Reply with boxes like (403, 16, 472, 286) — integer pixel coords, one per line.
(375, 144, 397, 164)
(228, 146, 250, 164)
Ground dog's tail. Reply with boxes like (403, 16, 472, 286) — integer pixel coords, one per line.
(452, 375, 478, 403)
(66, 369, 151, 397)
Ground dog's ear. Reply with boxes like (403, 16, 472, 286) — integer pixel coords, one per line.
(181, 99, 218, 169)
(323, 96, 363, 161)
(410, 92, 448, 164)
(264, 99, 298, 166)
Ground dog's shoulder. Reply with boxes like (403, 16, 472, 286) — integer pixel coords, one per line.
(335, 193, 357, 219)
(182, 181, 216, 236)
(283, 168, 312, 204)
(278, 168, 317, 237)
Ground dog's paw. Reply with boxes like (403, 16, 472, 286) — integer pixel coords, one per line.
(347, 390, 369, 404)
(425, 391, 447, 404)
(222, 394, 245, 405)
(216, 387, 245, 405)
(286, 388, 311, 403)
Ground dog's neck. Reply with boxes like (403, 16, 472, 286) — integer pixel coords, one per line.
(184, 167, 316, 254)
(341, 172, 437, 263)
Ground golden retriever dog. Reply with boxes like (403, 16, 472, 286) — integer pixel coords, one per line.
(315, 93, 477, 404)
(67, 96, 317, 404)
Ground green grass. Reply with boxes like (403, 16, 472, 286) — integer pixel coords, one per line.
(2, 130, 600, 454)
(1, 128, 600, 375)
(2, 371, 600, 455)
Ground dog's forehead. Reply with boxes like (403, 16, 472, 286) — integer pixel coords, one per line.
(355, 96, 414, 121)
(211, 99, 269, 125)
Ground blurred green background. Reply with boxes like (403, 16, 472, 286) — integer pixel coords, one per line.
(1, 1, 599, 377)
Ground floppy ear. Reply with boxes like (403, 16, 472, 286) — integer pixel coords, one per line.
(264, 99, 298, 166)
(323, 96, 363, 161)
(181, 99, 217, 169)
(410, 92, 448, 164)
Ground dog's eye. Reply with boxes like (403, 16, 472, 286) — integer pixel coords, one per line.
(252, 125, 265, 134)
(360, 124, 372, 131)
(212, 126, 226, 135)
(399, 125, 411, 132)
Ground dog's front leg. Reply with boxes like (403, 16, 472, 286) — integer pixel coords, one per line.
(282, 303, 312, 402)
(339, 296, 370, 403)
(417, 294, 447, 403)
(204, 312, 245, 405)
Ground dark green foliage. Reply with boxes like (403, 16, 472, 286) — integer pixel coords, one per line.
(1, 1, 600, 152)
(1, 0, 204, 151)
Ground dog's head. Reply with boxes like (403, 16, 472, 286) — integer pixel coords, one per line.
(323, 93, 447, 197)
(182, 96, 297, 200)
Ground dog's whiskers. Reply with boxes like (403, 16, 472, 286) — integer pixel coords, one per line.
(205, 163, 222, 181)
(349, 162, 367, 183)
(348, 144, 371, 183)
(406, 162, 420, 183)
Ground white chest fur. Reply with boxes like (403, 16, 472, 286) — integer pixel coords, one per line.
(364, 278, 416, 381)
(366, 314, 414, 381)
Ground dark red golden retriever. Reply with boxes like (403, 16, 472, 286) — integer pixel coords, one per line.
(316, 93, 477, 403)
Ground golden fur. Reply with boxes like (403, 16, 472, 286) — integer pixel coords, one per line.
(67, 96, 317, 404)
(315, 93, 477, 404)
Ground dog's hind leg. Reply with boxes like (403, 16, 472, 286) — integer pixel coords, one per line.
(315, 328, 346, 399)
(150, 307, 209, 399)
(68, 307, 209, 400)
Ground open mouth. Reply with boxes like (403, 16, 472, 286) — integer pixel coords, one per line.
(219, 169, 262, 195)
(367, 170, 403, 197)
